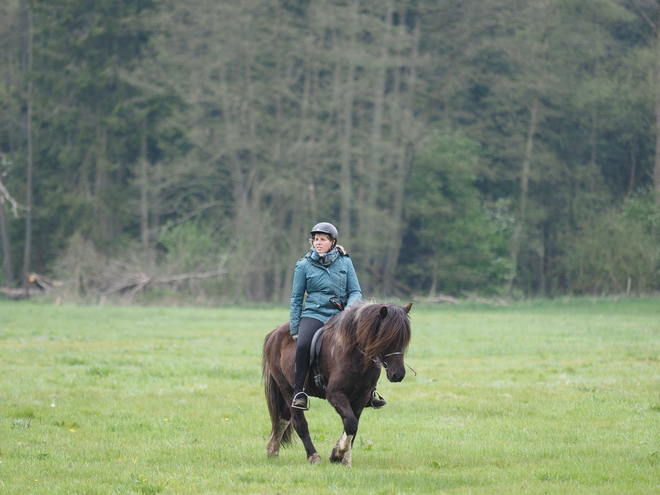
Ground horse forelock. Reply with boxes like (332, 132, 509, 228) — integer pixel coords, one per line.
(368, 305, 411, 357)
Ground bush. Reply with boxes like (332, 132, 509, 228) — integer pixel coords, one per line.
(564, 197, 660, 294)
(52, 223, 229, 304)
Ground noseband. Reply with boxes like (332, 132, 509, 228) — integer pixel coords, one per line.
(376, 351, 403, 370)
(359, 349, 416, 375)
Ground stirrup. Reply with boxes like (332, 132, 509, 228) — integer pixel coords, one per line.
(369, 390, 387, 409)
(292, 392, 309, 410)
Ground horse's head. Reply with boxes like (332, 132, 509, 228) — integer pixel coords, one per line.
(326, 301, 413, 379)
(367, 302, 412, 382)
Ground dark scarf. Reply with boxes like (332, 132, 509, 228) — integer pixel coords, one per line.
(309, 246, 340, 266)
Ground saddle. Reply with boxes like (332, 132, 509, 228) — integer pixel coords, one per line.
(309, 328, 327, 391)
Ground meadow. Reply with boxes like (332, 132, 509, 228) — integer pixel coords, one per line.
(0, 297, 659, 494)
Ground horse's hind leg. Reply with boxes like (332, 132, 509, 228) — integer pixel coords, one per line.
(291, 410, 321, 464)
(267, 417, 290, 458)
(264, 364, 294, 458)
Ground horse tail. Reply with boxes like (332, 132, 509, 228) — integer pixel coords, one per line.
(263, 333, 294, 447)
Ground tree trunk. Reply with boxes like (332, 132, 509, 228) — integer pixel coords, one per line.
(1, 12, 16, 286)
(140, 120, 149, 250)
(508, 98, 539, 295)
(0, 198, 14, 285)
(382, 14, 420, 295)
(339, 0, 359, 241)
(94, 122, 113, 241)
(271, 49, 284, 303)
(620, 0, 660, 201)
(627, 138, 637, 198)
(361, 0, 394, 292)
(221, 53, 266, 301)
(22, 8, 33, 295)
(245, 55, 267, 302)
(655, 37, 660, 203)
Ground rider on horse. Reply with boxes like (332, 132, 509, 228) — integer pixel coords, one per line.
(289, 222, 386, 410)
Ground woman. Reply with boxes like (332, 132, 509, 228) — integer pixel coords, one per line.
(289, 222, 385, 410)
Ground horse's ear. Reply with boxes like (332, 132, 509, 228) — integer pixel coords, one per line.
(403, 302, 413, 313)
(379, 306, 388, 319)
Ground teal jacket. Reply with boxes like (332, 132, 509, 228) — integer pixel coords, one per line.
(289, 248, 362, 336)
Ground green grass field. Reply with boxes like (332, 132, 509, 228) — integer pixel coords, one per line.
(1, 298, 659, 494)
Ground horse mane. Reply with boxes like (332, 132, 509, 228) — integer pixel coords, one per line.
(323, 302, 412, 370)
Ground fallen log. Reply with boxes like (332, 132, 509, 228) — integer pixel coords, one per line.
(28, 273, 64, 291)
(104, 269, 227, 297)
(0, 287, 30, 299)
(412, 294, 461, 304)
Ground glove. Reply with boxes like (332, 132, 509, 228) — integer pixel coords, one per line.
(330, 297, 345, 311)
(291, 334, 298, 341)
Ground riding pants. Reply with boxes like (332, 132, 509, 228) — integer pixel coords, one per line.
(293, 317, 324, 395)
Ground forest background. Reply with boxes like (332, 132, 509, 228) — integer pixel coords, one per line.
(1, 0, 660, 304)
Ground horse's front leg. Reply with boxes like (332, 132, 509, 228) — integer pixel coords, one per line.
(326, 392, 361, 466)
(290, 409, 321, 464)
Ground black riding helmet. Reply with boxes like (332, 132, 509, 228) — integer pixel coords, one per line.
(310, 222, 338, 243)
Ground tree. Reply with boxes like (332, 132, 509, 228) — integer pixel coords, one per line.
(2, 0, 659, 300)
(0, 0, 23, 286)
(400, 132, 510, 295)
(418, 0, 643, 295)
(22, 6, 33, 294)
(27, 0, 155, 258)
(626, 0, 660, 203)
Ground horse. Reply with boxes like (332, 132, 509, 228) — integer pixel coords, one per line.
(262, 302, 412, 466)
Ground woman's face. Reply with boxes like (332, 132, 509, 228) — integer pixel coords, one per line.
(312, 233, 334, 254)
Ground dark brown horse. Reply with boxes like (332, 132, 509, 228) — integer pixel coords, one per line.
(262, 302, 412, 466)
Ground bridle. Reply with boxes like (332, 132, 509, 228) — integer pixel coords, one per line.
(376, 351, 403, 370)
(361, 349, 416, 375)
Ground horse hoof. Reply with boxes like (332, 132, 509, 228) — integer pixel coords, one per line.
(329, 449, 343, 463)
(341, 452, 352, 467)
(308, 453, 321, 464)
(267, 449, 279, 458)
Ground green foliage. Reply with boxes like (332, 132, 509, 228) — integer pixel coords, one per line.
(2, 0, 660, 300)
(564, 196, 660, 294)
(25, 0, 158, 253)
(50, 224, 231, 303)
(401, 132, 511, 295)
(157, 221, 223, 273)
(0, 301, 659, 493)
(623, 186, 660, 236)
(52, 232, 110, 299)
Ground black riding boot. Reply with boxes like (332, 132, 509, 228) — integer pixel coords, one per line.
(292, 349, 310, 410)
(367, 389, 387, 408)
(291, 317, 323, 410)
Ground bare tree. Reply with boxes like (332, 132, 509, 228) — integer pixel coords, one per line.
(627, 0, 660, 202)
(21, 7, 33, 295)
(508, 99, 539, 294)
(382, 12, 422, 295)
(0, 171, 27, 286)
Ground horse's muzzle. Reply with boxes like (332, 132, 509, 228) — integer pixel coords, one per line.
(387, 368, 405, 382)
